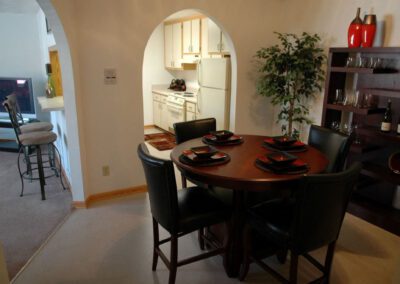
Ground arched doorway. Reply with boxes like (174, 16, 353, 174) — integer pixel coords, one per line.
(142, 9, 238, 148)
(37, 0, 85, 202)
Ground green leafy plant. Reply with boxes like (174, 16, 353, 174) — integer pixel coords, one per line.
(255, 32, 326, 138)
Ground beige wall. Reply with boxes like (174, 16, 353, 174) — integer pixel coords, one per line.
(52, 0, 400, 197)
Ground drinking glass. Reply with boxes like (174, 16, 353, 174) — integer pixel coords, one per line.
(334, 89, 343, 105)
(346, 57, 355, 67)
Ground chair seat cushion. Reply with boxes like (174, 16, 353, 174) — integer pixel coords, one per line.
(247, 198, 295, 246)
(178, 187, 231, 233)
(20, 122, 53, 133)
(19, 131, 57, 146)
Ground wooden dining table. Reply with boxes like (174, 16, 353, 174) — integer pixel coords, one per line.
(170, 134, 329, 277)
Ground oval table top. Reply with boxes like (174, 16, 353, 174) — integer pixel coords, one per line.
(170, 134, 329, 191)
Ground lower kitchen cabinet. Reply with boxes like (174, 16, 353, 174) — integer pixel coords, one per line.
(186, 101, 196, 121)
(152, 93, 168, 131)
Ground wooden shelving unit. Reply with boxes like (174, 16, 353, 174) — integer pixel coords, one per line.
(322, 47, 400, 210)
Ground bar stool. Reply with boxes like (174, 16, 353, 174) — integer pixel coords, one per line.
(6, 93, 58, 175)
(3, 99, 66, 200)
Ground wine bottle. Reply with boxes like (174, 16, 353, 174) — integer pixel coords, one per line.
(397, 117, 400, 135)
(381, 99, 392, 132)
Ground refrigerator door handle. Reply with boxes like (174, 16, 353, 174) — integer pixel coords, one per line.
(197, 89, 201, 113)
(197, 60, 202, 87)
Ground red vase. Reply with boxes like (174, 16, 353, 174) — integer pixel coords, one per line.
(347, 8, 362, 48)
(361, 14, 377, 47)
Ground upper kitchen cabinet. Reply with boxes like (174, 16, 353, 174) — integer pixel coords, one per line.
(207, 19, 229, 54)
(182, 18, 201, 54)
(164, 22, 182, 69)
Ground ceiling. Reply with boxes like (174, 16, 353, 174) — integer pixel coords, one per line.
(0, 0, 40, 14)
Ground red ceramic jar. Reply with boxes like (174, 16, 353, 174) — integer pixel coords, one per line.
(347, 8, 363, 48)
(361, 14, 377, 47)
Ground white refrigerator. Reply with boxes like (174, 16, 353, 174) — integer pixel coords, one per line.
(197, 58, 231, 130)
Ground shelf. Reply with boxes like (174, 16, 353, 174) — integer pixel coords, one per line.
(330, 47, 400, 54)
(362, 161, 400, 185)
(357, 125, 400, 143)
(37, 96, 64, 112)
(330, 66, 398, 74)
(325, 103, 385, 115)
(360, 88, 400, 99)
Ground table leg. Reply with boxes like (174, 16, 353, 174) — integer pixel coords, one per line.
(223, 190, 246, 277)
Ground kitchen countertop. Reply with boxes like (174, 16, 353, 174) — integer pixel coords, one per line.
(152, 84, 198, 104)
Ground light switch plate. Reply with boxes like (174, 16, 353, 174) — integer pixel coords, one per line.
(104, 68, 117, 85)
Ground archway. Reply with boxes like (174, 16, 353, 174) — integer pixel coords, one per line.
(142, 9, 238, 143)
(36, 0, 85, 202)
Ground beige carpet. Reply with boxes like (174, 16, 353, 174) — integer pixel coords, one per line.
(0, 150, 72, 280)
(12, 193, 400, 284)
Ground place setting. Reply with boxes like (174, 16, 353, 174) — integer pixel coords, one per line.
(255, 151, 309, 174)
(179, 145, 230, 167)
(202, 130, 244, 146)
(263, 135, 307, 152)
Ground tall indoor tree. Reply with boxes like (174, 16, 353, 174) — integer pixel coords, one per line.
(255, 32, 326, 138)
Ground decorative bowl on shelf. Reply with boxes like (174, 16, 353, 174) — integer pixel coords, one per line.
(272, 136, 297, 146)
(389, 152, 400, 175)
(210, 130, 234, 141)
(190, 145, 218, 159)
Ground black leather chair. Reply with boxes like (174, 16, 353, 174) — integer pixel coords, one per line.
(174, 118, 216, 188)
(308, 124, 353, 173)
(239, 162, 362, 284)
(173, 118, 216, 145)
(137, 143, 231, 284)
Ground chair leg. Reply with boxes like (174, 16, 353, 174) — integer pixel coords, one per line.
(323, 242, 336, 284)
(198, 228, 205, 250)
(169, 235, 178, 284)
(53, 144, 67, 190)
(289, 251, 298, 284)
(17, 147, 25, 197)
(276, 248, 289, 264)
(181, 174, 187, 188)
(36, 145, 46, 200)
(152, 218, 159, 271)
(239, 225, 251, 281)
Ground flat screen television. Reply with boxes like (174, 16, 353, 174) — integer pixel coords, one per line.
(0, 77, 35, 116)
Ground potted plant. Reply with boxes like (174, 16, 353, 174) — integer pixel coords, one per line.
(255, 32, 326, 138)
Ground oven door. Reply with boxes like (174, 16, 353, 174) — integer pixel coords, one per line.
(167, 103, 185, 132)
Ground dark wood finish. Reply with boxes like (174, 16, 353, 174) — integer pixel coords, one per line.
(170, 135, 328, 277)
(170, 135, 328, 191)
(322, 47, 400, 215)
(325, 103, 385, 115)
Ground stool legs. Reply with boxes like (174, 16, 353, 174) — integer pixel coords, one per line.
(36, 145, 46, 200)
(17, 143, 67, 200)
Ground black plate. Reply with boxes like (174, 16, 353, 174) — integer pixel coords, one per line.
(179, 152, 230, 167)
(202, 135, 244, 146)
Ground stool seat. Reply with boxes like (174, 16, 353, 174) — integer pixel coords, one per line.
(19, 131, 57, 146)
(20, 122, 53, 133)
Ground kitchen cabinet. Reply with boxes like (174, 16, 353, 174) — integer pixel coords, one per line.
(183, 18, 201, 54)
(186, 101, 197, 121)
(164, 22, 182, 69)
(153, 93, 168, 130)
(322, 47, 400, 207)
(207, 19, 228, 54)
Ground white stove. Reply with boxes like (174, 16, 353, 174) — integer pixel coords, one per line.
(166, 94, 186, 132)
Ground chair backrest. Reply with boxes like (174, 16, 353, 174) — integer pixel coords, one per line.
(291, 162, 361, 254)
(6, 93, 24, 125)
(2, 99, 22, 144)
(173, 118, 216, 144)
(137, 143, 179, 234)
(308, 124, 352, 173)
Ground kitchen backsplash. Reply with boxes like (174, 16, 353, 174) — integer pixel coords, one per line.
(168, 70, 198, 88)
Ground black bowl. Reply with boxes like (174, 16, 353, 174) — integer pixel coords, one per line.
(272, 136, 297, 146)
(190, 145, 218, 159)
(267, 152, 297, 166)
(210, 130, 234, 141)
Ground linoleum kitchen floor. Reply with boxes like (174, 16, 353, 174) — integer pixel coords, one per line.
(12, 192, 400, 284)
